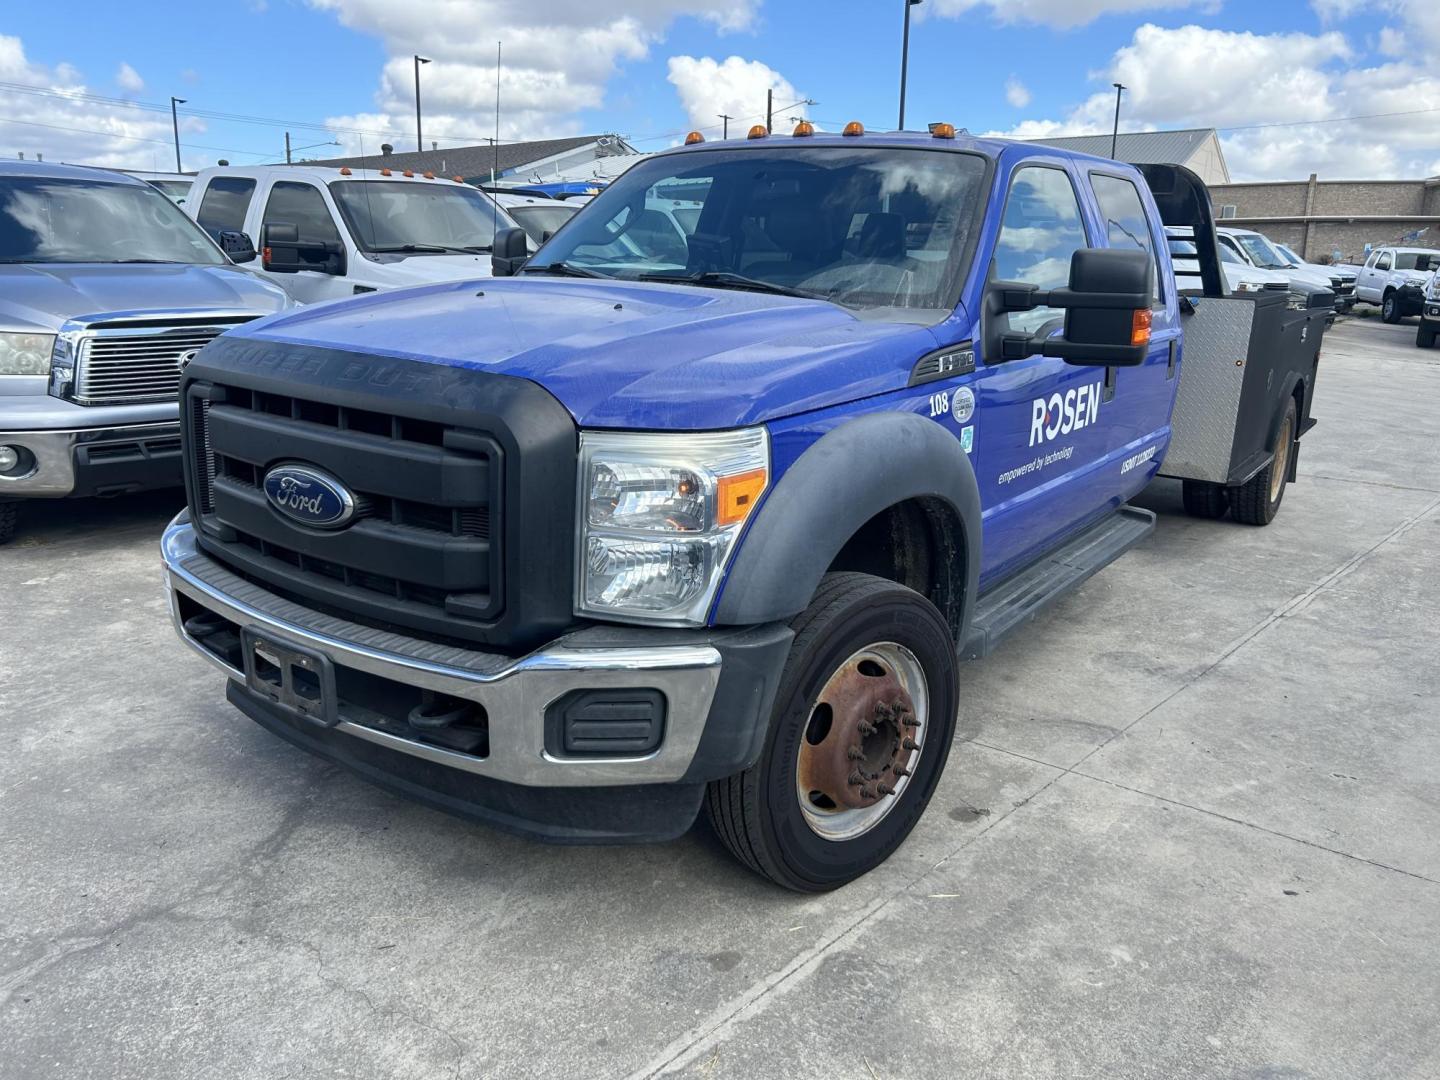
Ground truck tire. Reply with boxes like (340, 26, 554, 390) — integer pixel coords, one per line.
(1419, 322, 1437, 348)
(1382, 291, 1402, 323)
(1231, 399, 1297, 526)
(1181, 480, 1229, 520)
(0, 502, 18, 546)
(705, 572, 959, 892)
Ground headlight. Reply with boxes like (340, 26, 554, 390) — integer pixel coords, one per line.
(0, 332, 56, 376)
(578, 427, 769, 624)
(1233, 281, 1264, 294)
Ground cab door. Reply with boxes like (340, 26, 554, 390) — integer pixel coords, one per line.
(973, 158, 1125, 585)
(255, 180, 353, 305)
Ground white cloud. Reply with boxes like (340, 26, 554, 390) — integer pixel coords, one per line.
(0, 35, 206, 169)
(1004, 76, 1031, 109)
(115, 62, 144, 94)
(925, 0, 1214, 31)
(986, 23, 1440, 180)
(306, 0, 760, 153)
(666, 55, 804, 138)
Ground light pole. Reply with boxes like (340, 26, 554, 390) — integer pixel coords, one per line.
(1110, 82, 1127, 160)
(170, 97, 186, 172)
(899, 0, 923, 130)
(414, 55, 431, 153)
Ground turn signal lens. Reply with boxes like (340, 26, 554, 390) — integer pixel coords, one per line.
(717, 468, 768, 527)
(842, 121, 865, 137)
(1131, 308, 1153, 346)
(931, 122, 957, 139)
(793, 120, 815, 137)
(747, 124, 768, 139)
(685, 130, 705, 145)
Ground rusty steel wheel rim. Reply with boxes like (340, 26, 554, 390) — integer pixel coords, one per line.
(1270, 413, 1293, 504)
(795, 642, 929, 841)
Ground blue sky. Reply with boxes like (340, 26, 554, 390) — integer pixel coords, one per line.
(2, 1, 1437, 179)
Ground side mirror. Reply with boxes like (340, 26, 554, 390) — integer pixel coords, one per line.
(491, 227, 529, 277)
(217, 229, 256, 264)
(986, 248, 1153, 367)
(260, 222, 345, 276)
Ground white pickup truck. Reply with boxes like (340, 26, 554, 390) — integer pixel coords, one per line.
(1352, 246, 1440, 323)
(187, 166, 521, 304)
(1216, 228, 1352, 314)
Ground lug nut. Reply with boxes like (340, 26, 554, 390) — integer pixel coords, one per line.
(847, 746, 865, 761)
(903, 737, 920, 751)
(877, 783, 895, 796)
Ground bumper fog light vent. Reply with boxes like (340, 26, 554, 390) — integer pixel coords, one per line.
(546, 689, 666, 757)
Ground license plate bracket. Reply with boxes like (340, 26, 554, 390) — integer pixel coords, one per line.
(241, 628, 339, 728)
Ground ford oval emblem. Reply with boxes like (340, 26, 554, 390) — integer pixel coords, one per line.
(262, 464, 356, 529)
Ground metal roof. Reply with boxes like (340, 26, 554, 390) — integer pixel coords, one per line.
(313, 136, 631, 182)
(1025, 128, 1217, 166)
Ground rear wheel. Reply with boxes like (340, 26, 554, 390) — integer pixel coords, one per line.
(1181, 480, 1229, 520)
(0, 502, 19, 546)
(705, 572, 959, 892)
(1232, 399, 1297, 526)
(1419, 322, 1437, 348)
(1382, 291, 1402, 323)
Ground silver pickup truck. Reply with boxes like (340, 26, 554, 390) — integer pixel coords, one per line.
(1, 161, 291, 543)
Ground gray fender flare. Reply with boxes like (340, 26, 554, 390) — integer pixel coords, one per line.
(714, 411, 982, 637)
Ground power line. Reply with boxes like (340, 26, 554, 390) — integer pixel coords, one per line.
(0, 115, 269, 158)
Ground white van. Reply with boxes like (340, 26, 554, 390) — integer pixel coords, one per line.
(187, 165, 520, 303)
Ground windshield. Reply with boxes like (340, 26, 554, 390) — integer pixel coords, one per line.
(1395, 251, 1440, 271)
(1233, 233, 1289, 270)
(1275, 243, 1301, 265)
(507, 203, 579, 244)
(528, 146, 990, 319)
(329, 181, 515, 253)
(0, 176, 225, 265)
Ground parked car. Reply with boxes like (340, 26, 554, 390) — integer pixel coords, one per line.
(1168, 228, 1294, 296)
(186, 165, 522, 304)
(122, 170, 195, 207)
(1215, 228, 1350, 314)
(1271, 241, 1357, 312)
(1417, 270, 1439, 348)
(492, 192, 580, 248)
(163, 130, 1328, 891)
(0, 161, 292, 544)
(1353, 246, 1440, 322)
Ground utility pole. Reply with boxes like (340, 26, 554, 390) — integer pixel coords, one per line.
(766, 89, 773, 134)
(414, 55, 431, 153)
(717, 113, 732, 139)
(1110, 82, 1127, 160)
(284, 132, 291, 164)
(899, 0, 922, 130)
(170, 97, 186, 172)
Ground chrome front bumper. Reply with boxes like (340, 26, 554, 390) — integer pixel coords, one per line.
(161, 516, 725, 787)
(0, 420, 181, 497)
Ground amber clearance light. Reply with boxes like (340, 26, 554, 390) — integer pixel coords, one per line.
(842, 121, 865, 137)
(685, 130, 706, 145)
(747, 124, 768, 139)
(793, 120, 815, 137)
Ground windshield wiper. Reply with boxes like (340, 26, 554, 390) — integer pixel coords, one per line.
(369, 243, 488, 255)
(637, 270, 825, 301)
(523, 261, 608, 279)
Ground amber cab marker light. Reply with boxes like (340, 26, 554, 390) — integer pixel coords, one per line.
(747, 124, 768, 139)
(423, 170, 434, 179)
(685, 130, 706, 145)
(793, 120, 815, 137)
(380, 167, 392, 176)
(842, 121, 865, 137)
(931, 122, 957, 139)
(717, 468, 768, 527)
(338, 167, 352, 175)
(453, 175, 464, 182)
(1131, 308, 1154, 347)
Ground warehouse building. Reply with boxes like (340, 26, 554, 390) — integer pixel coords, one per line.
(1207, 174, 1440, 263)
(314, 133, 639, 186)
(1028, 128, 1232, 186)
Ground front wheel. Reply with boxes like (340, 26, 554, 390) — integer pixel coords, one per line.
(706, 572, 959, 892)
(1419, 322, 1437, 349)
(1382, 292, 1402, 323)
(1232, 399, 1297, 526)
(0, 502, 19, 546)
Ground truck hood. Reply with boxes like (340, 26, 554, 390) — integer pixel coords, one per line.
(0, 262, 292, 333)
(354, 252, 493, 287)
(237, 277, 941, 429)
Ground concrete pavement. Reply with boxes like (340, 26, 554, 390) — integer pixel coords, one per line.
(2, 317, 1437, 1079)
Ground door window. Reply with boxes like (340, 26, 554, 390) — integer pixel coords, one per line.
(1376, 252, 1393, 271)
(1090, 173, 1162, 304)
(991, 165, 1089, 334)
(195, 177, 256, 240)
(262, 182, 342, 247)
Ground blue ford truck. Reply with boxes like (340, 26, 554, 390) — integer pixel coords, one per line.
(162, 127, 1327, 891)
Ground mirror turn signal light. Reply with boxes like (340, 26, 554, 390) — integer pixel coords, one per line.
(747, 125, 769, 139)
(717, 468, 768, 527)
(685, 130, 706, 145)
(843, 121, 865, 137)
(793, 120, 815, 137)
(931, 123, 957, 139)
(1131, 308, 1153, 347)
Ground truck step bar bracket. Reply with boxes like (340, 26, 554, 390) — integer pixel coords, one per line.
(960, 505, 1156, 661)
